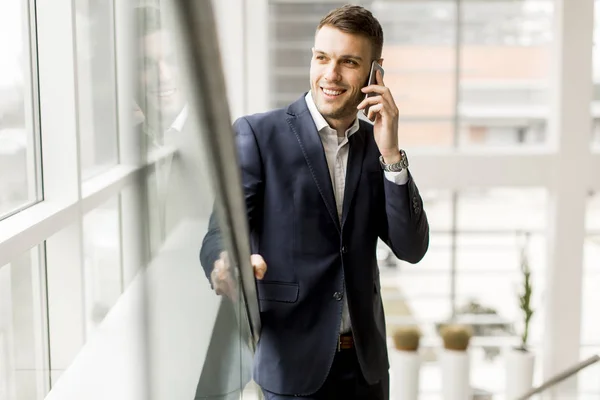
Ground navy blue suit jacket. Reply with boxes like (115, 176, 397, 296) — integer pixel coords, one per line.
(200, 95, 429, 396)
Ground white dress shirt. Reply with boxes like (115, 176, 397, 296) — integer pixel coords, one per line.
(304, 92, 408, 334)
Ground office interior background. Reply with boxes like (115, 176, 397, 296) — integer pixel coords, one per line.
(0, 0, 599, 399)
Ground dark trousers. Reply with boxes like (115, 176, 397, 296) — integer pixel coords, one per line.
(261, 347, 389, 400)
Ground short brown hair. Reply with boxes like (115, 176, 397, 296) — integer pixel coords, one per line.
(317, 5, 384, 60)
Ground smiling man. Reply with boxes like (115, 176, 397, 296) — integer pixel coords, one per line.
(135, 5, 186, 144)
(200, 5, 429, 400)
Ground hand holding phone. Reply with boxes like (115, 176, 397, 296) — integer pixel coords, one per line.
(362, 61, 384, 119)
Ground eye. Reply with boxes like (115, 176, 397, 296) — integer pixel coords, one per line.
(343, 59, 357, 66)
(315, 55, 326, 61)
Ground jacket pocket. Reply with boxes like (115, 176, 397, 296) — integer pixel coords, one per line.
(256, 281, 299, 303)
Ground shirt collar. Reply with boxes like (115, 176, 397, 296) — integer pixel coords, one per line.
(305, 91, 360, 137)
(170, 104, 189, 133)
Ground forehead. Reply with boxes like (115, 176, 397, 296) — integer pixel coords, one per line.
(313, 25, 372, 59)
(142, 30, 175, 59)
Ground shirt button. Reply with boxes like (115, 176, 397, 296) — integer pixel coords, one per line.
(333, 292, 343, 301)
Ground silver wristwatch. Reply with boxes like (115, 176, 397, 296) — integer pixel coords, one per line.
(379, 149, 409, 172)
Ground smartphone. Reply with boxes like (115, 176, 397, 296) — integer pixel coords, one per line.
(362, 61, 384, 119)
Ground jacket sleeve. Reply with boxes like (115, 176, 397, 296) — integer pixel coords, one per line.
(378, 171, 430, 264)
(199, 117, 264, 283)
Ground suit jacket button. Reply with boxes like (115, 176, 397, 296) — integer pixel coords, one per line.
(333, 292, 343, 301)
(341, 246, 347, 254)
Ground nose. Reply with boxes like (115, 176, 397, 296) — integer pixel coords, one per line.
(157, 60, 172, 83)
(323, 63, 341, 82)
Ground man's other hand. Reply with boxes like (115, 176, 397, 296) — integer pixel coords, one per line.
(251, 254, 267, 280)
(211, 252, 268, 298)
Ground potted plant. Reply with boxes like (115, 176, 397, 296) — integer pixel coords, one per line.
(440, 324, 473, 400)
(391, 326, 421, 400)
(454, 299, 515, 361)
(506, 234, 536, 399)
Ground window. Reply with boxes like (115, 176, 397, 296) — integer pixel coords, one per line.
(75, 0, 119, 179)
(0, 0, 42, 218)
(383, 188, 547, 398)
(268, 0, 553, 149)
(581, 191, 600, 398)
(82, 196, 122, 333)
(0, 246, 49, 399)
(459, 0, 553, 148)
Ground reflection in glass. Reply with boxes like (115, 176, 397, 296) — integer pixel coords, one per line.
(82, 196, 122, 333)
(132, 3, 256, 399)
(0, 0, 40, 218)
(76, 0, 119, 179)
(0, 246, 49, 399)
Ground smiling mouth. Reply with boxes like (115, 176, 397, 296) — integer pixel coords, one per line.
(152, 88, 177, 98)
(321, 87, 347, 97)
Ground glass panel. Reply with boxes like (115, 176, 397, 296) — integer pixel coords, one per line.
(0, 0, 40, 218)
(423, 190, 453, 231)
(456, 188, 547, 351)
(82, 196, 122, 334)
(583, 193, 600, 347)
(76, 0, 119, 179)
(132, 3, 257, 398)
(459, 0, 553, 148)
(373, 1, 457, 148)
(457, 187, 547, 231)
(0, 245, 49, 399)
(581, 269, 600, 345)
(456, 232, 546, 273)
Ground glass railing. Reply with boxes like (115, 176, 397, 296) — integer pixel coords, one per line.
(35, 0, 261, 399)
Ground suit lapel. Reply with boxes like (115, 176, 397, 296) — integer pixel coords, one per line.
(286, 99, 340, 233)
(341, 128, 366, 229)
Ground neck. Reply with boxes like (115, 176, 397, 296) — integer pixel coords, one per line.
(325, 115, 356, 138)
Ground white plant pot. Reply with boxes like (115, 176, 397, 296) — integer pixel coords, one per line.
(440, 349, 471, 400)
(505, 349, 535, 400)
(392, 350, 420, 400)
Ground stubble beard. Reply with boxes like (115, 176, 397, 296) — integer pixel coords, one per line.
(317, 90, 362, 121)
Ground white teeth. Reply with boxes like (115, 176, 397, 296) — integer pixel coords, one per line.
(323, 88, 343, 96)
(157, 89, 175, 97)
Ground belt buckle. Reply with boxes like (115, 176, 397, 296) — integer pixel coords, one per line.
(338, 333, 353, 351)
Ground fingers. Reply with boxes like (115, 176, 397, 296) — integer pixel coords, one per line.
(360, 71, 395, 106)
(367, 103, 384, 122)
(211, 253, 267, 299)
(251, 254, 267, 280)
(357, 94, 384, 111)
(211, 252, 236, 298)
(361, 84, 390, 97)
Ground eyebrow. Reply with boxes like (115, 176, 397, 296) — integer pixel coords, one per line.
(314, 50, 363, 62)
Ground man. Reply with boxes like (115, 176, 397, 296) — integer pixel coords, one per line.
(135, 5, 214, 252)
(135, 5, 187, 145)
(200, 5, 429, 400)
